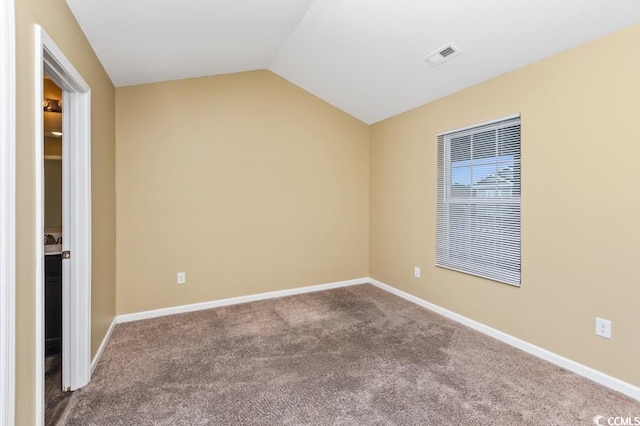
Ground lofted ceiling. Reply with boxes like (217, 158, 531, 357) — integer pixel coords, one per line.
(65, 0, 640, 124)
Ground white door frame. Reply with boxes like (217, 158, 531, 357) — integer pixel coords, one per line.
(0, 0, 16, 424)
(35, 26, 92, 424)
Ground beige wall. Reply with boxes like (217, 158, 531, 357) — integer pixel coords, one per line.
(44, 158, 62, 228)
(370, 23, 640, 387)
(10, 4, 639, 421)
(116, 70, 369, 314)
(43, 78, 61, 99)
(44, 135, 62, 230)
(14, 0, 116, 423)
(43, 79, 62, 135)
(44, 137, 61, 157)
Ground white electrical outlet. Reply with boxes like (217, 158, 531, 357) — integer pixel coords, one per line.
(177, 272, 186, 285)
(414, 266, 421, 278)
(595, 317, 611, 339)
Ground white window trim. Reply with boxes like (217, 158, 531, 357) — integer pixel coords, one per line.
(0, 0, 16, 424)
(436, 114, 521, 137)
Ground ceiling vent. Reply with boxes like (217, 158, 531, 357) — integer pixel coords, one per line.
(424, 43, 462, 67)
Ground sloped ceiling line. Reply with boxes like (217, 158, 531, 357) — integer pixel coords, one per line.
(65, 0, 640, 124)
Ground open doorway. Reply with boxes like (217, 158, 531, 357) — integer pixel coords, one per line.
(42, 76, 70, 425)
(35, 26, 92, 425)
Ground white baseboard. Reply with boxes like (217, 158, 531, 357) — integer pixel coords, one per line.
(91, 318, 116, 375)
(116, 277, 370, 324)
(368, 278, 640, 401)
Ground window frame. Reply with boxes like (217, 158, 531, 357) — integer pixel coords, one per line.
(436, 115, 521, 286)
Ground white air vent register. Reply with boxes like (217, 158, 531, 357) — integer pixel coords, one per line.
(424, 43, 462, 67)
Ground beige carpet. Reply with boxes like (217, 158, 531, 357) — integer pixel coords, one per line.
(62, 284, 639, 425)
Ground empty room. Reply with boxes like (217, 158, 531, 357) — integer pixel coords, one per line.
(3, 0, 640, 425)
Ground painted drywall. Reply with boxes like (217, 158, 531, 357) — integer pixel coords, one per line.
(43, 78, 62, 135)
(370, 23, 640, 387)
(116, 70, 369, 314)
(44, 159, 62, 228)
(14, 0, 116, 423)
(44, 137, 61, 157)
(43, 77, 61, 98)
(44, 136, 62, 228)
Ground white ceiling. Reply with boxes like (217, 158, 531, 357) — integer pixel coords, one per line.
(65, 0, 640, 124)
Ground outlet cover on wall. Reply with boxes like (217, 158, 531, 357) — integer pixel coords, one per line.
(177, 272, 186, 285)
(595, 317, 611, 339)
(414, 266, 421, 278)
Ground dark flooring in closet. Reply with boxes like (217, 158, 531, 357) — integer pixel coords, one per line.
(45, 355, 73, 426)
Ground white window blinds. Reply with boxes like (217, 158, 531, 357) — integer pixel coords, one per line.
(436, 115, 521, 286)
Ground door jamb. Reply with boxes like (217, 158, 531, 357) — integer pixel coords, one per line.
(35, 25, 92, 425)
(0, 0, 16, 424)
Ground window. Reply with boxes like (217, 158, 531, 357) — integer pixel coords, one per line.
(436, 115, 521, 286)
